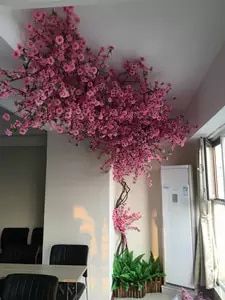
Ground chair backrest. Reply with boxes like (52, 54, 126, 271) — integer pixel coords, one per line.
(2, 274, 58, 300)
(50, 244, 88, 277)
(0, 245, 37, 264)
(1, 228, 29, 251)
(31, 228, 43, 247)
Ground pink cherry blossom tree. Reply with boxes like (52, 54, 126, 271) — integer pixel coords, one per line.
(0, 6, 191, 185)
(0, 7, 192, 253)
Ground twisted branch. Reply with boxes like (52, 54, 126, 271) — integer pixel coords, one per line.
(115, 181, 130, 255)
(115, 180, 130, 208)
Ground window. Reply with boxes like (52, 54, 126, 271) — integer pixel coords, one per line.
(205, 138, 225, 200)
(213, 141, 225, 199)
(205, 140, 216, 199)
(206, 137, 225, 285)
(214, 202, 225, 282)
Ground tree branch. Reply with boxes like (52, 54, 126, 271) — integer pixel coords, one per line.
(115, 180, 130, 208)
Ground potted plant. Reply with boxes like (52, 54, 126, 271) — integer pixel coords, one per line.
(112, 250, 149, 298)
(144, 252, 165, 293)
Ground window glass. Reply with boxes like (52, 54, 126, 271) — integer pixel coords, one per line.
(214, 144, 225, 199)
(206, 145, 216, 199)
(214, 202, 225, 282)
(213, 138, 225, 284)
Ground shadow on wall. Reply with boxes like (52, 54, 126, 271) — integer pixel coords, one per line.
(147, 169, 163, 259)
(151, 208, 160, 257)
(73, 206, 97, 257)
(73, 206, 109, 295)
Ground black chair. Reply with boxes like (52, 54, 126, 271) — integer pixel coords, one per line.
(31, 228, 43, 264)
(1, 228, 29, 252)
(0, 278, 5, 299)
(0, 245, 37, 264)
(31, 228, 43, 247)
(50, 244, 89, 300)
(2, 274, 58, 300)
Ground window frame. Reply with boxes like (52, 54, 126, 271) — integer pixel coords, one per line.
(208, 137, 225, 202)
(220, 137, 225, 202)
(206, 136, 225, 288)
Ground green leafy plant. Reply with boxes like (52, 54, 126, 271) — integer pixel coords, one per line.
(144, 252, 165, 281)
(112, 250, 149, 292)
(112, 250, 165, 294)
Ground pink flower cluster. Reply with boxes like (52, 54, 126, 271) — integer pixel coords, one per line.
(181, 289, 209, 300)
(0, 7, 191, 183)
(112, 204, 141, 235)
(182, 289, 195, 300)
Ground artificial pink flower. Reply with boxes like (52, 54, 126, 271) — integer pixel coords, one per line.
(14, 120, 22, 128)
(33, 10, 44, 21)
(63, 6, 74, 14)
(63, 64, 70, 72)
(54, 99, 61, 106)
(35, 98, 44, 106)
(17, 44, 23, 51)
(89, 116, 95, 122)
(181, 289, 193, 300)
(55, 35, 64, 45)
(64, 112, 72, 120)
(78, 54, 84, 61)
(56, 107, 64, 115)
(26, 24, 33, 32)
(72, 42, 80, 51)
(59, 89, 69, 98)
(113, 204, 141, 235)
(47, 56, 55, 65)
(19, 128, 28, 135)
(13, 50, 21, 59)
(2, 113, 10, 121)
(56, 126, 64, 134)
(91, 67, 98, 75)
(5, 129, 12, 136)
(32, 121, 41, 128)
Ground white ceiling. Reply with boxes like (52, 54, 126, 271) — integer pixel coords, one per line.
(1, 0, 134, 9)
(0, 0, 225, 114)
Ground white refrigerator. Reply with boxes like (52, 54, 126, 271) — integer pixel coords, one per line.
(161, 165, 196, 289)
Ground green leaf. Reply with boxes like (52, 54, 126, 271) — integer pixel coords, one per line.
(112, 249, 164, 291)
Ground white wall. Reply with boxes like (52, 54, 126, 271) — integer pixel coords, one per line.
(43, 133, 110, 300)
(0, 6, 21, 49)
(0, 145, 46, 243)
(44, 133, 151, 299)
(43, 132, 198, 300)
(186, 42, 225, 132)
(109, 171, 116, 291)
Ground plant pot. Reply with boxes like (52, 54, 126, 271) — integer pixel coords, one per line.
(113, 286, 146, 298)
(145, 277, 163, 293)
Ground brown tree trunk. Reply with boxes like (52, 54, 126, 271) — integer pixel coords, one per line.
(115, 181, 130, 255)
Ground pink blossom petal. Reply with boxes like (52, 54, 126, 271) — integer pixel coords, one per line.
(2, 113, 10, 122)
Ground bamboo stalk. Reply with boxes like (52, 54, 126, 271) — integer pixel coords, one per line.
(113, 286, 146, 298)
(145, 277, 163, 294)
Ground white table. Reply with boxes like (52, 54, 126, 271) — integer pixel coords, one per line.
(0, 263, 87, 282)
(0, 264, 87, 300)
